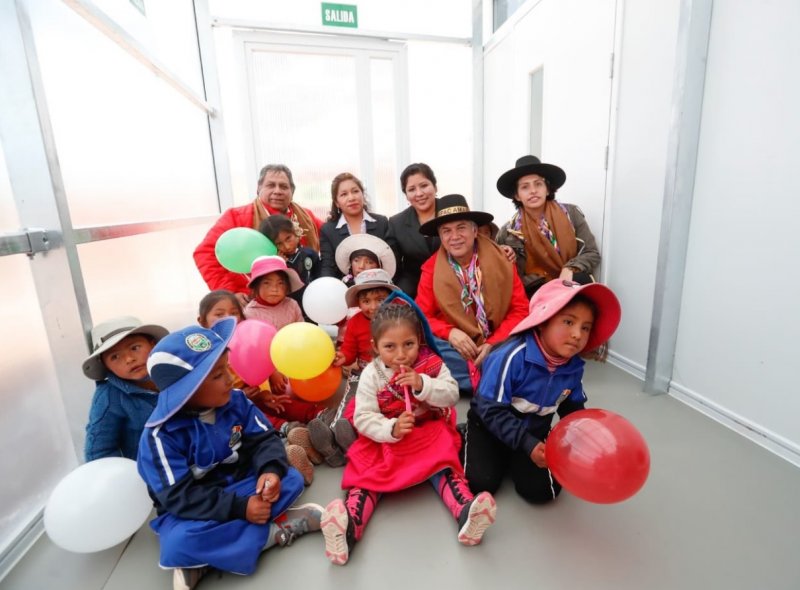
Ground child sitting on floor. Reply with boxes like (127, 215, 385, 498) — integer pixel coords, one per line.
(137, 317, 323, 590)
(308, 268, 399, 466)
(197, 290, 321, 485)
(83, 316, 168, 461)
(321, 293, 496, 565)
(462, 279, 621, 503)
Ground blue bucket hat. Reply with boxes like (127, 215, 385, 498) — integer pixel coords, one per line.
(145, 316, 236, 427)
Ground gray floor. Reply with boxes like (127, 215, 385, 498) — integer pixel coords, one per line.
(3, 362, 800, 590)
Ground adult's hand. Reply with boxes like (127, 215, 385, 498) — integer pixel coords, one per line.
(499, 245, 516, 264)
(474, 343, 493, 367)
(235, 292, 251, 308)
(448, 328, 479, 360)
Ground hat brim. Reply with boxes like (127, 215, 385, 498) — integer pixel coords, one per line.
(145, 317, 236, 427)
(419, 211, 494, 237)
(345, 282, 400, 308)
(335, 234, 397, 278)
(82, 324, 170, 381)
(496, 163, 567, 199)
(510, 282, 620, 351)
(248, 267, 305, 294)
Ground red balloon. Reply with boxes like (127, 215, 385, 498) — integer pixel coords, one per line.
(545, 409, 650, 504)
(289, 366, 342, 402)
(228, 319, 277, 387)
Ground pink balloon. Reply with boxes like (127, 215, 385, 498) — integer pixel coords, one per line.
(228, 319, 277, 386)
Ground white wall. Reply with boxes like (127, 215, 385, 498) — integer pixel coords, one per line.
(671, 0, 800, 461)
(604, 0, 680, 374)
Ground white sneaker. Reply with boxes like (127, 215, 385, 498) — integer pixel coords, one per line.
(172, 566, 207, 590)
(457, 492, 496, 546)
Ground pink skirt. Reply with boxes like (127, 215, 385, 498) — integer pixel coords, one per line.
(341, 414, 463, 492)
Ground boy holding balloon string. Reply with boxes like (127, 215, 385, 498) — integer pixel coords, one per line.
(462, 279, 621, 503)
(137, 317, 324, 590)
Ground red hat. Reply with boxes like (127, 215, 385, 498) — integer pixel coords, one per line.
(510, 280, 621, 351)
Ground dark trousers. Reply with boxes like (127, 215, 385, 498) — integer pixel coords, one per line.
(462, 409, 561, 504)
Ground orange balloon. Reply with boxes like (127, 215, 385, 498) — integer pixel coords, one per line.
(289, 366, 342, 402)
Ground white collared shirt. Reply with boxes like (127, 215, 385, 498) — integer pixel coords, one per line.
(336, 210, 376, 234)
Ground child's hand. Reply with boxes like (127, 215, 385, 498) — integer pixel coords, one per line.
(392, 411, 415, 439)
(241, 385, 262, 399)
(256, 472, 281, 502)
(530, 442, 547, 469)
(245, 496, 272, 524)
(269, 372, 289, 396)
(332, 352, 346, 367)
(395, 365, 423, 392)
(261, 390, 291, 413)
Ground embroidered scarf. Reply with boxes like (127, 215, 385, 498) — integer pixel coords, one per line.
(446, 245, 490, 339)
(373, 346, 449, 422)
(253, 198, 320, 252)
(520, 201, 577, 280)
(432, 234, 513, 345)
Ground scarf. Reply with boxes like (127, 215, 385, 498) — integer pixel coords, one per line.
(533, 330, 571, 373)
(446, 244, 490, 339)
(432, 234, 513, 345)
(253, 198, 321, 252)
(519, 201, 578, 280)
(373, 346, 450, 423)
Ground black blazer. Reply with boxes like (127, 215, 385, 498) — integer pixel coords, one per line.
(319, 213, 396, 279)
(388, 205, 441, 298)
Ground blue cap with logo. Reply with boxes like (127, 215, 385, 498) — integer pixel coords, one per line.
(145, 316, 236, 427)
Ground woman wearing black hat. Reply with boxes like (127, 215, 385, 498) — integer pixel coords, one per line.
(415, 194, 529, 394)
(496, 155, 600, 297)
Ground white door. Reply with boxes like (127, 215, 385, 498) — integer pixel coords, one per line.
(234, 32, 408, 218)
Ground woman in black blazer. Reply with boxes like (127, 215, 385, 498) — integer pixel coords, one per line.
(388, 163, 441, 297)
(319, 172, 395, 279)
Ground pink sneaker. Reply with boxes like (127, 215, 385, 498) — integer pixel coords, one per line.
(321, 499, 351, 565)
(457, 492, 496, 546)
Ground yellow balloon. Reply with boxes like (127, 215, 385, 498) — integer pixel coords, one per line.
(270, 323, 335, 380)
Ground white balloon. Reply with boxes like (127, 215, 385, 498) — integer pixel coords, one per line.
(302, 277, 348, 325)
(44, 457, 153, 553)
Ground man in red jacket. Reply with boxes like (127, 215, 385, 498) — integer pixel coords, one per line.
(194, 164, 323, 305)
(415, 194, 528, 395)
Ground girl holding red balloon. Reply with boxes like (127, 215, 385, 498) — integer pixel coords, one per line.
(462, 279, 621, 503)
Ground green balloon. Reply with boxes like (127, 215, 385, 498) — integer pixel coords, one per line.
(215, 228, 277, 273)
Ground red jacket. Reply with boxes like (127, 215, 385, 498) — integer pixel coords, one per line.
(415, 252, 529, 345)
(339, 311, 373, 366)
(193, 202, 323, 294)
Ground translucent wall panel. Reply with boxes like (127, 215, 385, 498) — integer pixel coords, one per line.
(0, 255, 77, 556)
(0, 142, 19, 231)
(78, 225, 213, 334)
(249, 49, 361, 219)
(27, 0, 218, 227)
(370, 58, 399, 213)
(406, 42, 473, 203)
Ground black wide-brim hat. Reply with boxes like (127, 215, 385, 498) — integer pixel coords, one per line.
(496, 155, 567, 198)
(419, 194, 494, 236)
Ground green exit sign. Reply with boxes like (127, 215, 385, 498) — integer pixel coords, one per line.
(321, 3, 358, 28)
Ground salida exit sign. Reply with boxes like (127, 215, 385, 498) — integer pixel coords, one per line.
(321, 3, 358, 28)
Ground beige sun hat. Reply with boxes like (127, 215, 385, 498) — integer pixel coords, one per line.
(82, 316, 169, 381)
(344, 268, 400, 307)
(334, 234, 396, 278)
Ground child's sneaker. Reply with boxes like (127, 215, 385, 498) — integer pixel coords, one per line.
(308, 419, 346, 467)
(321, 498, 353, 565)
(457, 491, 496, 546)
(286, 426, 324, 465)
(285, 444, 314, 485)
(332, 419, 357, 451)
(273, 503, 323, 547)
(172, 566, 207, 590)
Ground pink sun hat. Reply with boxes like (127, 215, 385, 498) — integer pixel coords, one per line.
(510, 280, 621, 351)
(247, 255, 304, 293)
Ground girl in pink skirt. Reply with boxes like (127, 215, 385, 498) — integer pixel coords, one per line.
(321, 292, 496, 565)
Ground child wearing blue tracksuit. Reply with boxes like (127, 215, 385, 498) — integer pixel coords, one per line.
(137, 317, 322, 590)
(82, 316, 168, 461)
(463, 279, 621, 504)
